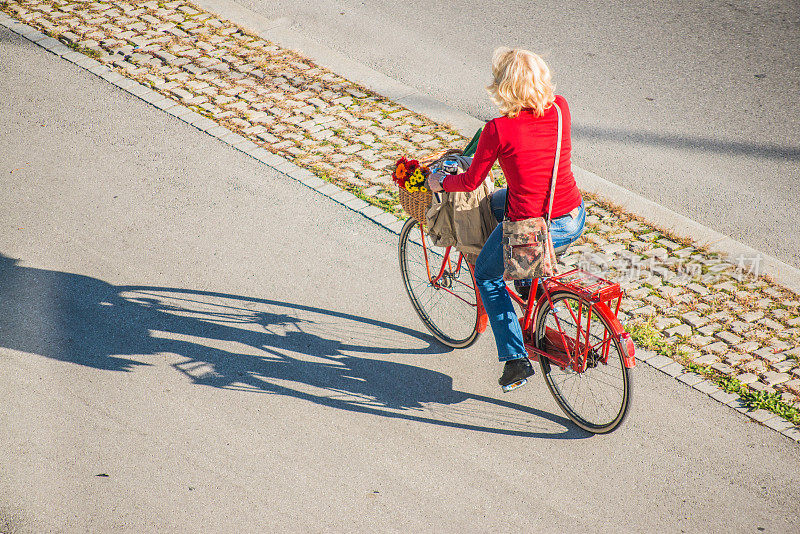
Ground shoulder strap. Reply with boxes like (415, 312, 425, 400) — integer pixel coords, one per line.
(545, 103, 562, 225)
(503, 103, 563, 223)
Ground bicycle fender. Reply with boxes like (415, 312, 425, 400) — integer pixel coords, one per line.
(537, 296, 636, 368)
(593, 301, 636, 368)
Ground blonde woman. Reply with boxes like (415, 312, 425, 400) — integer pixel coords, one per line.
(428, 48, 585, 391)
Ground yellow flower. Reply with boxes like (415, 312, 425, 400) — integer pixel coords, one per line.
(408, 169, 425, 186)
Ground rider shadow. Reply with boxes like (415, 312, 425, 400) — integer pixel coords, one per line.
(0, 253, 589, 439)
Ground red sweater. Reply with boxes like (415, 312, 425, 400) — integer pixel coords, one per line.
(442, 95, 582, 221)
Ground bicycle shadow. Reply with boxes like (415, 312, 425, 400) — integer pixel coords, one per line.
(0, 253, 589, 439)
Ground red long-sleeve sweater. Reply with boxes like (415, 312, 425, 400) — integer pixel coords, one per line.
(442, 95, 582, 221)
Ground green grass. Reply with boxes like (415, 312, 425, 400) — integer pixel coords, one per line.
(65, 41, 103, 60)
(629, 319, 800, 425)
(689, 364, 800, 424)
(627, 319, 677, 359)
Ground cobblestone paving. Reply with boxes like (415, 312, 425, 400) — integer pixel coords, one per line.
(4, 0, 800, 437)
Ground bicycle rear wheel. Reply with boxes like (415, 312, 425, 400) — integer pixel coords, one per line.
(399, 218, 480, 348)
(535, 291, 632, 433)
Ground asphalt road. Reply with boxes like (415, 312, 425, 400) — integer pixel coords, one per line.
(2, 25, 800, 533)
(228, 0, 800, 269)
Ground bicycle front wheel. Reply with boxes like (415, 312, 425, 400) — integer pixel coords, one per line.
(398, 218, 480, 348)
(535, 291, 632, 433)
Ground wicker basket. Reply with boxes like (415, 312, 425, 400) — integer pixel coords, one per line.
(395, 149, 464, 224)
(398, 187, 432, 224)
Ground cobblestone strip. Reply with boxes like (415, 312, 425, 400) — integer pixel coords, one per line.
(3, 0, 799, 441)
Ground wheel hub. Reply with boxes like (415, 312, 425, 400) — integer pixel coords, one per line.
(438, 271, 454, 288)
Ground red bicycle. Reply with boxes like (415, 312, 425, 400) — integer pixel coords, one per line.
(398, 217, 636, 433)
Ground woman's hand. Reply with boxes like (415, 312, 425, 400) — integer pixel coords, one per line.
(427, 171, 445, 192)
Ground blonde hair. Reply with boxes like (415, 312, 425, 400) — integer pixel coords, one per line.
(486, 47, 556, 118)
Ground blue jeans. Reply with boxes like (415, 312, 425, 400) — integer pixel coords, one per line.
(475, 190, 586, 362)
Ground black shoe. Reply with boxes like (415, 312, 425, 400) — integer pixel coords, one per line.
(499, 357, 535, 392)
(513, 279, 532, 301)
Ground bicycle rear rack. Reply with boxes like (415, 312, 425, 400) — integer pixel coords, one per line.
(522, 269, 635, 371)
(546, 268, 622, 305)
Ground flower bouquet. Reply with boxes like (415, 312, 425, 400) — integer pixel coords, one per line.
(392, 157, 429, 192)
(393, 156, 432, 223)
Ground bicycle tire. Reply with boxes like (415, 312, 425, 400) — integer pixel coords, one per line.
(534, 291, 632, 433)
(398, 218, 480, 348)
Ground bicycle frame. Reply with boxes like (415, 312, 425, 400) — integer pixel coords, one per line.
(417, 224, 635, 372)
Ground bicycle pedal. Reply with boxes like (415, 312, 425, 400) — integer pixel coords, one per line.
(501, 378, 528, 393)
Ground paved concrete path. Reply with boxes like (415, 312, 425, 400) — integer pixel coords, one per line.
(1, 25, 799, 533)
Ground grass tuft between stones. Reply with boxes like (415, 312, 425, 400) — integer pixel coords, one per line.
(65, 40, 102, 59)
